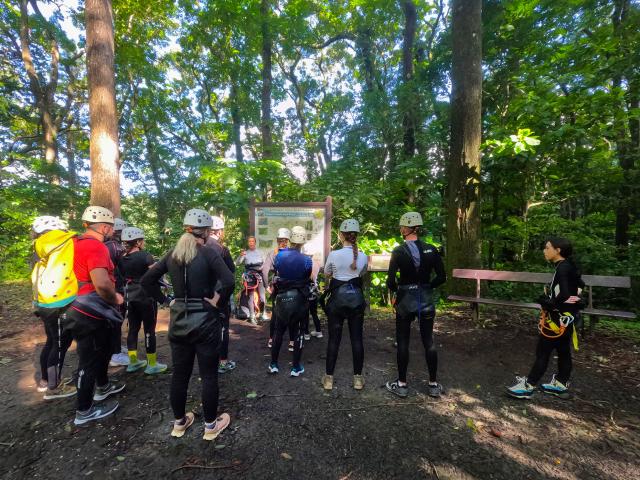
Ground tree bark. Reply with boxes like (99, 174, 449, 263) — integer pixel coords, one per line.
(400, 0, 417, 161)
(85, 0, 121, 216)
(144, 129, 168, 233)
(260, 0, 274, 161)
(446, 0, 483, 294)
(230, 77, 244, 163)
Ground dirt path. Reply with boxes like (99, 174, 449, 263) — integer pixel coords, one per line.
(0, 282, 639, 479)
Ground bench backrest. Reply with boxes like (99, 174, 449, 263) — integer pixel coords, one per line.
(452, 269, 631, 288)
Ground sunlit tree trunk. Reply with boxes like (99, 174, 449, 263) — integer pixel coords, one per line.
(85, 0, 121, 216)
(260, 0, 274, 161)
(400, 0, 417, 161)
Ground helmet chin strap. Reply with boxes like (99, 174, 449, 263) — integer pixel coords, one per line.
(87, 225, 107, 240)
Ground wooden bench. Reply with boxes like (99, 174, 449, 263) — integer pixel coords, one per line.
(448, 269, 636, 328)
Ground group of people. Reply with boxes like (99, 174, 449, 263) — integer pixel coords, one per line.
(29, 204, 583, 440)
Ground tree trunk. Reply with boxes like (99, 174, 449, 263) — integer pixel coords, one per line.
(85, 0, 121, 216)
(400, 0, 417, 161)
(446, 0, 483, 294)
(230, 79, 244, 163)
(260, 0, 274, 161)
(145, 130, 168, 233)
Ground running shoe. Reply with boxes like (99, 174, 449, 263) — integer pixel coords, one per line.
(144, 362, 168, 375)
(203, 413, 231, 441)
(93, 381, 125, 401)
(290, 364, 305, 377)
(506, 376, 535, 399)
(171, 412, 195, 438)
(218, 360, 237, 374)
(428, 382, 443, 398)
(37, 379, 49, 392)
(267, 338, 273, 348)
(303, 333, 311, 341)
(310, 331, 323, 338)
(540, 374, 570, 399)
(74, 400, 119, 426)
(43, 383, 76, 400)
(260, 313, 270, 322)
(288, 341, 294, 352)
(353, 375, 365, 390)
(126, 359, 147, 373)
(322, 374, 333, 391)
(268, 362, 279, 374)
(109, 353, 129, 367)
(249, 315, 258, 325)
(386, 380, 409, 398)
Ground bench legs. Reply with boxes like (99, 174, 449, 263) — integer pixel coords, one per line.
(471, 303, 479, 322)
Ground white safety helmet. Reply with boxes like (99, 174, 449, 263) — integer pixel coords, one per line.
(399, 211, 423, 227)
(114, 218, 128, 231)
(290, 225, 307, 244)
(339, 218, 360, 233)
(211, 215, 225, 230)
(183, 208, 213, 228)
(82, 206, 114, 224)
(276, 227, 291, 240)
(121, 227, 144, 241)
(32, 216, 68, 234)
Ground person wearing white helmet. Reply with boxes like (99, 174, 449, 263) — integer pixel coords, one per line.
(204, 215, 237, 374)
(118, 227, 167, 375)
(385, 212, 446, 399)
(269, 226, 312, 377)
(141, 208, 235, 440)
(262, 227, 292, 348)
(235, 236, 266, 324)
(105, 217, 129, 367)
(30, 215, 76, 399)
(65, 205, 126, 425)
(321, 219, 369, 391)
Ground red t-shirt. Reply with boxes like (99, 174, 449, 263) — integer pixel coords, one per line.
(73, 236, 115, 296)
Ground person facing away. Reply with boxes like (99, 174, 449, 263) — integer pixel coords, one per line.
(268, 226, 312, 377)
(141, 208, 235, 440)
(262, 228, 292, 346)
(507, 237, 584, 400)
(65, 206, 126, 426)
(31, 215, 76, 400)
(118, 226, 167, 375)
(385, 211, 446, 399)
(321, 219, 369, 391)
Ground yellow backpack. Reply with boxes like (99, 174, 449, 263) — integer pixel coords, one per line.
(31, 230, 78, 308)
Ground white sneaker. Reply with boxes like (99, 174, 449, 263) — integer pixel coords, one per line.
(310, 331, 323, 338)
(109, 353, 130, 367)
(303, 334, 311, 341)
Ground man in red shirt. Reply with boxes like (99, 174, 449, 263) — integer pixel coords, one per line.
(66, 206, 126, 425)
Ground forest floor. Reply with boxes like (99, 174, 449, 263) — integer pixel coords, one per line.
(0, 281, 639, 480)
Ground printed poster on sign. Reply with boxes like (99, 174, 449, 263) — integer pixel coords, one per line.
(253, 206, 328, 265)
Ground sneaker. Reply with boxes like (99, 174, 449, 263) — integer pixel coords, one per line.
(353, 374, 365, 390)
(541, 374, 570, 399)
(267, 338, 273, 348)
(218, 360, 237, 374)
(288, 341, 294, 352)
(428, 382, 443, 398)
(171, 412, 195, 438)
(126, 359, 147, 373)
(109, 353, 129, 367)
(74, 400, 119, 425)
(290, 364, 305, 377)
(386, 380, 409, 398)
(37, 379, 49, 392)
(43, 383, 77, 400)
(63, 374, 77, 386)
(303, 334, 311, 341)
(249, 315, 258, 325)
(93, 381, 126, 401)
(507, 376, 535, 399)
(322, 374, 333, 391)
(203, 412, 231, 441)
(144, 363, 168, 375)
(268, 362, 279, 374)
(260, 313, 270, 322)
(310, 331, 323, 338)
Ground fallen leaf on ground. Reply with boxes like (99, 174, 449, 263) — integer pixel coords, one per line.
(281, 452, 292, 460)
(246, 391, 258, 399)
(489, 427, 503, 438)
(466, 418, 478, 433)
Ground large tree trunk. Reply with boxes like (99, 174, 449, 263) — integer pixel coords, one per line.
(144, 130, 168, 233)
(85, 0, 121, 216)
(400, 0, 417, 161)
(230, 78, 244, 163)
(446, 0, 483, 294)
(260, 0, 274, 161)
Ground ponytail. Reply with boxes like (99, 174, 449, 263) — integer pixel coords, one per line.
(343, 231, 359, 270)
(172, 232, 199, 266)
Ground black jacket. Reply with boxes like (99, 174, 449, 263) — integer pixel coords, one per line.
(386, 240, 446, 292)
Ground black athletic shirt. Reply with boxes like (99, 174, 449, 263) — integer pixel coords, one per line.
(118, 250, 154, 281)
(205, 237, 236, 273)
(542, 260, 583, 313)
(386, 239, 446, 291)
(141, 245, 235, 302)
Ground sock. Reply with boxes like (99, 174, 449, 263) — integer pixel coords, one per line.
(128, 350, 138, 363)
(147, 352, 157, 367)
(205, 420, 216, 429)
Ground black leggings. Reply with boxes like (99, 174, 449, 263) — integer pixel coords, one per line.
(303, 299, 321, 334)
(219, 305, 231, 360)
(126, 300, 157, 354)
(269, 303, 295, 341)
(325, 310, 364, 375)
(110, 303, 127, 355)
(396, 310, 437, 383)
(527, 325, 573, 385)
(170, 335, 221, 423)
(75, 322, 112, 411)
(39, 307, 73, 389)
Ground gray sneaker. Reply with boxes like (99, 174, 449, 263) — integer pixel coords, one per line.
(74, 400, 119, 425)
(386, 380, 409, 398)
(93, 381, 125, 401)
(43, 383, 76, 400)
(428, 383, 443, 398)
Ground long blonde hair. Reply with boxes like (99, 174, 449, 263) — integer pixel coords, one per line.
(172, 232, 199, 265)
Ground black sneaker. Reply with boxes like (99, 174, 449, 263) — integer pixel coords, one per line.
(428, 383, 443, 398)
(74, 400, 119, 425)
(93, 381, 125, 401)
(386, 380, 409, 398)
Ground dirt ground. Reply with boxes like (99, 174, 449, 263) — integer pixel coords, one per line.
(0, 282, 639, 480)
